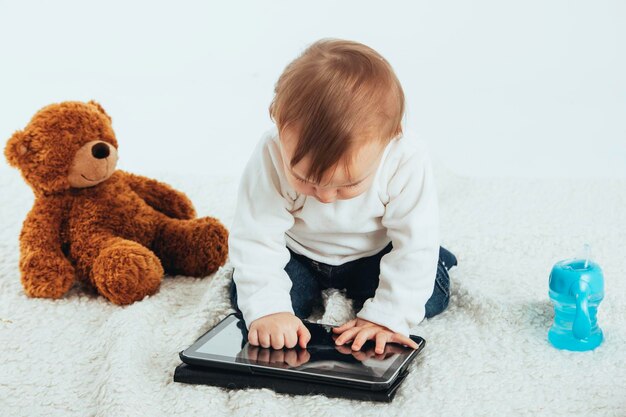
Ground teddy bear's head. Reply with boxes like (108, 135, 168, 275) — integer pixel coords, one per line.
(4, 100, 119, 195)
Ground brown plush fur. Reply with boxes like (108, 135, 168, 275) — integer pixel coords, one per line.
(5, 100, 229, 305)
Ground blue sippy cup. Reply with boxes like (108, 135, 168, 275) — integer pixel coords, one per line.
(548, 245, 604, 351)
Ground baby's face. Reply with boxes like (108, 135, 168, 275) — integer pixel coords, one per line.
(278, 126, 386, 203)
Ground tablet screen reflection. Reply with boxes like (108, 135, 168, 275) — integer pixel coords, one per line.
(234, 318, 411, 377)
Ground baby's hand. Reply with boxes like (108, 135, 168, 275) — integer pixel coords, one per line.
(332, 318, 419, 353)
(248, 312, 311, 349)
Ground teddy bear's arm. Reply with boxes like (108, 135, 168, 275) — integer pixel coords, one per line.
(19, 196, 75, 299)
(121, 171, 197, 219)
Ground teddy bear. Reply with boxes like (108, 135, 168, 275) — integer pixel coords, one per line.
(4, 100, 229, 305)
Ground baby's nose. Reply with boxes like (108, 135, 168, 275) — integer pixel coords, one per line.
(315, 189, 337, 203)
(91, 142, 110, 159)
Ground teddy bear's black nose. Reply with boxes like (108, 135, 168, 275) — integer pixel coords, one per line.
(91, 142, 110, 159)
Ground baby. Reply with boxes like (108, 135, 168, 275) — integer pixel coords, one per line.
(228, 38, 457, 357)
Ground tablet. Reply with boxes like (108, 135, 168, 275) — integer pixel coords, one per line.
(179, 313, 425, 391)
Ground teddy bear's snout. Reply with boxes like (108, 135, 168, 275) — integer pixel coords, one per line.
(67, 140, 118, 188)
(91, 142, 110, 159)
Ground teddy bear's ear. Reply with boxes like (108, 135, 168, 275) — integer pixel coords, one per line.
(4, 130, 30, 168)
(87, 100, 112, 122)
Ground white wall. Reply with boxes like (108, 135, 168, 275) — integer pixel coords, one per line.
(1, 0, 624, 180)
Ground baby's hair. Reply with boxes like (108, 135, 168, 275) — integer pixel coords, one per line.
(269, 38, 405, 185)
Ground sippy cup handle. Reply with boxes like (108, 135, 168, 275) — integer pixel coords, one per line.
(572, 280, 592, 339)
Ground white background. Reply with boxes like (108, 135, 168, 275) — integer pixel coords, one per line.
(1, 0, 624, 181)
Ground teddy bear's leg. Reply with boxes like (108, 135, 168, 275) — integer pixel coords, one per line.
(90, 237, 164, 305)
(153, 216, 228, 277)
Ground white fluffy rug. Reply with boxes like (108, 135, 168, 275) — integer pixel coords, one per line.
(1, 165, 625, 417)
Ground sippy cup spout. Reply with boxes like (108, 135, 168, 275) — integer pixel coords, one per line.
(582, 243, 591, 269)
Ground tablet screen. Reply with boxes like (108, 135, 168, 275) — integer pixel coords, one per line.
(183, 313, 423, 385)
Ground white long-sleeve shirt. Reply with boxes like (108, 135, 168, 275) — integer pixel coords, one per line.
(228, 126, 440, 336)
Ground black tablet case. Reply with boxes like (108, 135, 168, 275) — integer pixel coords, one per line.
(173, 362, 409, 402)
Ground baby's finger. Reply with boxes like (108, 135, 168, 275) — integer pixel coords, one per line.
(375, 332, 389, 354)
(284, 329, 298, 349)
(390, 333, 419, 349)
(335, 327, 360, 345)
(332, 319, 356, 333)
(297, 323, 311, 349)
(270, 332, 285, 350)
(258, 331, 271, 348)
(248, 329, 259, 346)
(351, 327, 377, 351)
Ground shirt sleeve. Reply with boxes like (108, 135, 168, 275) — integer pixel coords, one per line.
(228, 131, 297, 329)
(355, 143, 440, 337)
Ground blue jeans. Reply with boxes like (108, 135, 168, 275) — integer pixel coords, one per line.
(229, 243, 457, 329)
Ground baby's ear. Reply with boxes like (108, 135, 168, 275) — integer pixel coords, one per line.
(4, 130, 30, 168)
(87, 100, 112, 122)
